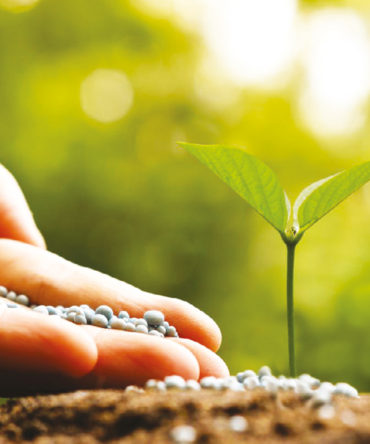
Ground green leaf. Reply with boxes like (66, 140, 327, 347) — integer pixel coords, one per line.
(295, 161, 370, 232)
(179, 142, 289, 233)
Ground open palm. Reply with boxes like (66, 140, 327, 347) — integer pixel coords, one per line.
(0, 165, 228, 396)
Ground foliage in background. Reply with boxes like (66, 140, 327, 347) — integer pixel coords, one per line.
(0, 0, 369, 390)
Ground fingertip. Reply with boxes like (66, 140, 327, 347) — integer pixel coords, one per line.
(31, 223, 47, 249)
(162, 298, 222, 352)
(51, 318, 98, 377)
(0, 165, 47, 249)
(201, 313, 222, 352)
(83, 328, 200, 386)
(133, 335, 201, 382)
(27, 226, 47, 250)
(171, 338, 229, 379)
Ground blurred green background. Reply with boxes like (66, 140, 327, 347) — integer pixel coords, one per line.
(0, 0, 369, 390)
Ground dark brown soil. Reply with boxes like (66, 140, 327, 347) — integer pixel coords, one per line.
(0, 389, 369, 443)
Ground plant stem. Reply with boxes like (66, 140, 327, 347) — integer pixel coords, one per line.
(286, 242, 296, 377)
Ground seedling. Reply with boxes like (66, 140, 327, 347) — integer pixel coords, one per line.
(179, 143, 370, 376)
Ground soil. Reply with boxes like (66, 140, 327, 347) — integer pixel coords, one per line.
(0, 389, 369, 443)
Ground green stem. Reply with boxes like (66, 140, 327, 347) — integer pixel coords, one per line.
(286, 242, 296, 377)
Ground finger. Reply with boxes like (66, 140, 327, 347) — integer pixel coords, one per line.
(0, 239, 221, 351)
(78, 326, 200, 388)
(0, 302, 97, 379)
(0, 323, 200, 396)
(171, 338, 229, 379)
(0, 165, 46, 248)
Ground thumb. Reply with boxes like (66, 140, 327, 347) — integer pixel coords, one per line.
(0, 301, 98, 381)
(0, 164, 46, 248)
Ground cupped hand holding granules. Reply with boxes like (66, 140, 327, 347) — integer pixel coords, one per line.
(0, 164, 229, 396)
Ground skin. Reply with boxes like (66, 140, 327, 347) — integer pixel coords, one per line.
(0, 165, 229, 396)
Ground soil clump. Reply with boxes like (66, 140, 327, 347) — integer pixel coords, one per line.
(0, 389, 369, 443)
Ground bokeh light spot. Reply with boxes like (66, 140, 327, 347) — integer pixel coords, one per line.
(80, 69, 134, 123)
(202, 0, 298, 87)
(299, 9, 370, 138)
(0, 0, 38, 11)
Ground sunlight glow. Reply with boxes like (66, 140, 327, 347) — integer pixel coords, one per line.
(131, 0, 205, 30)
(80, 69, 134, 123)
(0, 0, 39, 11)
(201, 0, 298, 87)
(299, 9, 370, 137)
(133, 0, 370, 140)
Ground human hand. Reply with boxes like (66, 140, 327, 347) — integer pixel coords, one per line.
(0, 165, 228, 396)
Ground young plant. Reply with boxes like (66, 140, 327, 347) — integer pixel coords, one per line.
(179, 143, 370, 376)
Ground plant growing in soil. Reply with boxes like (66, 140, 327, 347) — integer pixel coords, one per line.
(179, 143, 370, 377)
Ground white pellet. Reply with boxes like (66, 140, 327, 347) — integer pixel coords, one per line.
(213, 379, 225, 390)
(118, 310, 129, 319)
(260, 375, 276, 386)
(228, 381, 245, 392)
(145, 379, 159, 389)
(237, 369, 256, 383)
(318, 404, 336, 420)
(95, 305, 113, 320)
(258, 365, 272, 378)
(295, 381, 313, 398)
(224, 376, 239, 384)
(16, 295, 29, 306)
(243, 375, 260, 390)
(299, 373, 320, 388)
(277, 377, 289, 391)
(136, 324, 149, 334)
(67, 312, 77, 322)
(285, 379, 297, 390)
(312, 389, 332, 406)
(124, 323, 136, 332)
(83, 308, 95, 324)
(145, 380, 166, 391)
(92, 314, 109, 328)
(166, 326, 178, 337)
(110, 318, 127, 330)
(218, 379, 233, 390)
(47, 306, 58, 315)
(125, 385, 144, 393)
(229, 415, 248, 432)
(156, 381, 166, 391)
(156, 325, 166, 335)
(264, 379, 279, 394)
(170, 425, 196, 444)
(6, 291, 17, 302)
(165, 375, 186, 389)
(333, 383, 358, 398)
(320, 382, 335, 393)
(33, 305, 49, 315)
(200, 376, 217, 389)
(67, 306, 84, 315)
(144, 310, 165, 326)
(135, 318, 148, 327)
(74, 314, 87, 325)
(185, 380, 201, 391)
(340, 409, 357, 426)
